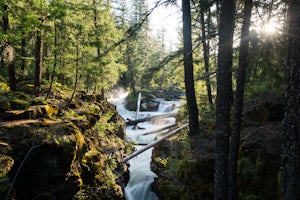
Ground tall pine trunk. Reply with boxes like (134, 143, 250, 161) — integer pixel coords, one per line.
(214, 0, 235, 199)
(8, 50, 16, 91)
(2, 4, 16, 91)
(228, 0, 253, 199)
(182, 0, 200, 135)
(200, 6, 213, 108)
(46, 21, 58, 100)
(35, 31, 43, 97)
(93, 0, 100, 56)
(67, 41, 80, 108)
(21, 30, 26, 71)
(281, 1, 300, 199)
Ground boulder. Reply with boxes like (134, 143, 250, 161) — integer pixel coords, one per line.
(0, 96, 133, 200)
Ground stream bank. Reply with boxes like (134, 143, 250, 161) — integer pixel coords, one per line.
(0, 89, 134, 199)
(151, 98, 284, 200)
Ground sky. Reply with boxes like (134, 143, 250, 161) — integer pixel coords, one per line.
(147, 0, 182, 48)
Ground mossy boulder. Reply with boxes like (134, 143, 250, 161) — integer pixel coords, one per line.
(244, 99, 285, 123)
(238, 123, 282, 200)
(1, 105, 58, 121)
(152, 119, 282, 200)
(0, 93, 133, 200)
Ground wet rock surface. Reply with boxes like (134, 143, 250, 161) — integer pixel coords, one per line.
(124, 89, 183, 111)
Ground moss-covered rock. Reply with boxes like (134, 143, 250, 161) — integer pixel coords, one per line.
(152, 119, 282, 200)
(0, 154, 14, 178)
(238, 123, 282, 200)
(0, 92, 133, 200)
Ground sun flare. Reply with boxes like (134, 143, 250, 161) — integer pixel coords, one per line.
(251, 17, 282, 37)
(262, 21, 277, 35)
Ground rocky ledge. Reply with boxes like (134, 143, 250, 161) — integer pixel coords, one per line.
(0, 91, 133, 200)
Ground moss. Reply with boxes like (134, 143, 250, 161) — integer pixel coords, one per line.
(10, 98, 30, 109)
(0, 90, 129, 199)
(154, 157, 168, 167)
(238, 193, 263, 200)
(0, 82, 10, 93)
(0, 155, 14, 178)
(45, 105, 58, 119)
(0, 100, 11, 111)
(237, 157, 257, 191)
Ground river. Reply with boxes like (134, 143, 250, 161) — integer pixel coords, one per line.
(109, 92, 180, 200)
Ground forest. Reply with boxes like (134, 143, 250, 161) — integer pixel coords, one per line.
(0, 0, 299, 200)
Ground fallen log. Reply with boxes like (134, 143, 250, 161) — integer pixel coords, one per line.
(142, 124, 176, 136)
(122, 123, 188, 163)
(125, 113, 177, 126)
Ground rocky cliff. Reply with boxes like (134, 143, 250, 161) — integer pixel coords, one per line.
(0, 91, 133, 200)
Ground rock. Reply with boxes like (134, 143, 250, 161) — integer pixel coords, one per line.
(0, 94, 133, 200)
(244, 99, 285, 123)
(81, 94, 105, 103)
(1, 105, 58, 121)
(238, 123, 282, 200)
(141, 101, 160, 111)
(0, 154, 14, 178)
(152, 120, 283, 200)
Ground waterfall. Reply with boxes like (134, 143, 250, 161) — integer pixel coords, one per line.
(109, 93, 180, 200)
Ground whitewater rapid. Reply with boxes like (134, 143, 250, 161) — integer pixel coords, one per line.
(109, 93, 180, 200)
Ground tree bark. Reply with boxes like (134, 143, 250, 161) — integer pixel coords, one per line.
(214, 0, 235, 199)
(228, 0, 253, 200)
(125, 113, 177, 126)
(46, 20, 57, 100)
(2, 4, 16, 91)
(21, 31, 26, 71)
(67, 41, 80, 108)
(2, 4, 9, 33)
(200, 5, 214, 108)
(8, 54, 16, 91)
(182, 0, 200, 136)
(281, 1, 300, 199)
(34, 31, 43, 97)
(93, 0, 100, 56)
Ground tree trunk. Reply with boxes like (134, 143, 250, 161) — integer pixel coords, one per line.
(281, 1, 300, 199)
(34, 31, 43, 97)
(93, 78, 97, 94)
(125, 113, 177, 126)
(67, 41, 80, 108)
(182, 0, 200, 136)
(228, 0, 253, 200)
(93, 0, 100, 56)
(214, 0, 235, 199)
(3, 4, 16, 91)
(46, 21, 57, 100)
(2, 4, 9, 33)
(200, 6, 213, 108)
(21, 31, 26, 71)
(8, 56, 17, 91)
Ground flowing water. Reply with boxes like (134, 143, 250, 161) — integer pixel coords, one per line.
(109, 93, 180, 200)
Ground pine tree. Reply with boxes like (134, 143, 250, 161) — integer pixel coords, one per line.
(281, 0, 300, 199)
(214, 0, 235, 199)
(229, 0, 253, 199)
(182, 0, 200, 135)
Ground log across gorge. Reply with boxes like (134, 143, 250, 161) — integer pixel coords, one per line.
(109, 93, 184, 200)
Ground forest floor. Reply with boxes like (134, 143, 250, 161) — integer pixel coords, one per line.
(151, 96, 285, 200)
